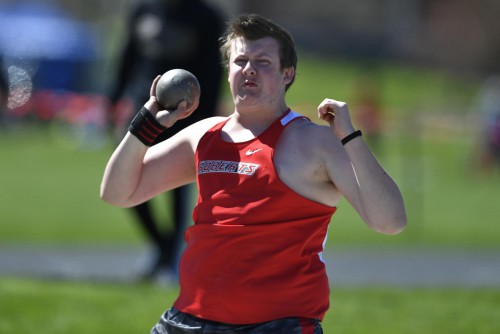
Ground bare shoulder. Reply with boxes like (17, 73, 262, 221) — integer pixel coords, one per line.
(275, 117, 343, 206)
(148, 116, 228, 158)
(283, 117, 338, 150)
(176, 116, 228, 147)
(184, 116, 228, 133)
(282, 117, 345, 172)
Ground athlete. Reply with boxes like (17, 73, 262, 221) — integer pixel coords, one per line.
(101, 14, 407, 334)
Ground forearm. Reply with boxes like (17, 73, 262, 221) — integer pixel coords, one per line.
(100, 132, 149, 207)
(343, 136, 407, 234)
(317, 98, 406, 233)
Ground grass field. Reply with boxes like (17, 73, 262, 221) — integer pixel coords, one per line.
(1, 57, 499, 333)
(1, 277, 500, 334)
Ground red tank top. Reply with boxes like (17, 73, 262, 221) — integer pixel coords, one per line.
(173, 110, 337, 324)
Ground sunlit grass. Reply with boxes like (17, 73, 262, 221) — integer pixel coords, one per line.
(1, 277, 499, 334)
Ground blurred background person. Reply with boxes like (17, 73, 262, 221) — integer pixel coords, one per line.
(107, 0, 225, 282)
(0, 56, 8, 125)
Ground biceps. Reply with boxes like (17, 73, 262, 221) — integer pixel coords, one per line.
(134, 143, 196, 202)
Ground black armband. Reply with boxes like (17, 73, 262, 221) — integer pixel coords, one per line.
(341, 130, 362, 146)
(128, 107, 167, 146)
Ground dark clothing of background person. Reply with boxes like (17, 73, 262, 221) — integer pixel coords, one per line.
(0, 57, 8, 121)
(108, 0, 224, 280)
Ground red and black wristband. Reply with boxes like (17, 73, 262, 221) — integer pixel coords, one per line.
(128, 107, 168, 146)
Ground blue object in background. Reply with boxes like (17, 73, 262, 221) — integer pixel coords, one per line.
(0, 2, 99, 93)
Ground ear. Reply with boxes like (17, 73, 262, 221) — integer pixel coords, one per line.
(283, 67, 294, 85)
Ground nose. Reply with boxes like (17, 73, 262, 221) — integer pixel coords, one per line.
(242, 61, 256, 76)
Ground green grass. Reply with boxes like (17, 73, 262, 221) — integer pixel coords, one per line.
(288, 54, 479, 115)
(1, 277, 499, 334)
(326, 287, 500, 333)
(0, 125, 141, 245)
(0, 277, 170, 334)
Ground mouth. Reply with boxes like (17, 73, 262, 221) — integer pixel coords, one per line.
(242, 80, 257, 88)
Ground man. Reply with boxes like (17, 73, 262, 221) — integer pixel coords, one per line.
(101, 14, 407, 334)
(107, 0, 224, 280)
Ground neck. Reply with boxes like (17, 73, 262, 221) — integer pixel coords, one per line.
(222, 106, 289, 142)
(235, 103, 287, 125)
(234, 97, 289, 120)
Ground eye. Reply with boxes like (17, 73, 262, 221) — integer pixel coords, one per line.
(233, 57, 247, 66)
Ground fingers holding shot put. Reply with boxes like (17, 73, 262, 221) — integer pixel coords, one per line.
(144, 75, 162, 114)
(145, 69, 201, 128)
(155, 100, 199, 129)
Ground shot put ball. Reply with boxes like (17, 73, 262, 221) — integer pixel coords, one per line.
(155, 69, 201, 110)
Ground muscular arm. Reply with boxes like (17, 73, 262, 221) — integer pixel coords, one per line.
(100, 130, 197, 208)
(100, 76, 212, 208)
(318, 99, 407, 235)
(100, 133, 149, 207)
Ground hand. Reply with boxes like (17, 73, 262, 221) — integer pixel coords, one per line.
(317, 98, 356, 139)
(143, 75, 199, 128)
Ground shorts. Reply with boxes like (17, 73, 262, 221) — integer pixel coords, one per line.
(150, 307, 323, 334)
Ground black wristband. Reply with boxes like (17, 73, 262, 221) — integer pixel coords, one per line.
(128, 107, 168, 146)
(341, 130, 362, 145)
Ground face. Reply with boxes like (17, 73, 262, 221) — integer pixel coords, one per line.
(227, 37, 294, 111)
